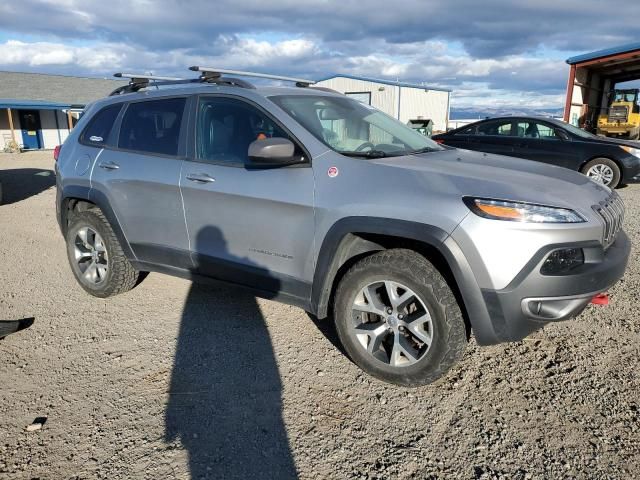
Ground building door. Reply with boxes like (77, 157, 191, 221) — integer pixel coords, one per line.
(18, 110, 43, 149)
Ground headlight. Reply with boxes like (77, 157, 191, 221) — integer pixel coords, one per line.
(464, 198, 586, 223)
(620, 145, 640, 158)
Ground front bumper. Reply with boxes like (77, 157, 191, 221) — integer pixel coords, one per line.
(478, 230, 630, 344)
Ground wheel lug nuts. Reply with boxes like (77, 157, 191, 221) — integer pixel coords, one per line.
(386, 308, 393, 314)
(398, 314, 404, 320)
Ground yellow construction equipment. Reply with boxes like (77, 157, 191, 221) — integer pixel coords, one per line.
(597, 89, 640, 140)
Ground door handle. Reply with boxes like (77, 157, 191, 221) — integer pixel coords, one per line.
(186, 173, 216, 183)
(98, 161, 120, 170)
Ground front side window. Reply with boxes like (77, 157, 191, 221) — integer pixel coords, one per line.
(82, 103, 122, 146)
(477, 120, 513, 136)
(196, 97, 302, 165)
(515, 121, 560, 140)
(269, 94, 443, 157)
(118, 98, 185, 156)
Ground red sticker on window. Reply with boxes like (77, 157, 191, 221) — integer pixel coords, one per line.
(328, 166, 339, 178)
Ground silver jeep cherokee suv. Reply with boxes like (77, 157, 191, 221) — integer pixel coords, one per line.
(55, 69, 630, 386)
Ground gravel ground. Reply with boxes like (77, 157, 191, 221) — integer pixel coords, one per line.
(0, 151, 639, 479)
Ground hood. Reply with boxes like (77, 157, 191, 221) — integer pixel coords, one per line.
(584, 135, 640, 149)
(369, 148, 612, 215)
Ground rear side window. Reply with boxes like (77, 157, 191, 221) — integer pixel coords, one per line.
(118, 98, 186, 156)
(82, 104, 122, 146)
(455, 125, 476, 135)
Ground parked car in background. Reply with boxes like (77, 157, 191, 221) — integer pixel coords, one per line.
(432, 116, 640, 188)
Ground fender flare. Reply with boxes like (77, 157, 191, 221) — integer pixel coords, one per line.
(60, 185, 136, 260)
(311, 216, 498, 344)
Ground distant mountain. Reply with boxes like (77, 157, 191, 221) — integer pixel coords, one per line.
(450, 107, 564, 120)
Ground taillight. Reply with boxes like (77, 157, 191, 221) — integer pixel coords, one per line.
(434, 138, 445, 144)
(53, 145, 61, 161)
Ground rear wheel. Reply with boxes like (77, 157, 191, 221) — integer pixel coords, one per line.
(581, 158, 621, 188)
(66, 209, 142, 297)
(333, 249, 468, 387)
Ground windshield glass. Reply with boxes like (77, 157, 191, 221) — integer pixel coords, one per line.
(559, 121, 596, 139)
(613, 92, 638, 103)
(269, 94, 443, 157)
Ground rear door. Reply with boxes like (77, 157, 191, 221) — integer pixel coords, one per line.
(179, 95, 315, 303)
(89, 96, 192, 268)
(466, 119, 516, 156)
(511, 120, 580, 169)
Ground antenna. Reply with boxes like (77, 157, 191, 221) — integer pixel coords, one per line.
(189, 66, 315, 87)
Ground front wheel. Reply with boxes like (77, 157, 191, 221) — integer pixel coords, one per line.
(65, 209, 142, 297)
(333, 249, 468, 387)
(581, 158, 621, 188)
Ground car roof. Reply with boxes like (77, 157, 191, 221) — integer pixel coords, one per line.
(450, 115, 567, 130)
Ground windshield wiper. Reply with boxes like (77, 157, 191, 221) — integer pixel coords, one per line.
(406, 147, 438, 155)
(338, 150, 389, 158)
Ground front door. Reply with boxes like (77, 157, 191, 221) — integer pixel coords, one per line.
(18, 110, 42, 150)
(512, 120, 580, 169)
(180, 95, 315, 304)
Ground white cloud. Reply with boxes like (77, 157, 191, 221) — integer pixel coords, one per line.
(0, 36, 567, 110)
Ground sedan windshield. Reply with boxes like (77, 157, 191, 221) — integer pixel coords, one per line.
(269, 94, 443, 157)
(560, 122, 597, 139)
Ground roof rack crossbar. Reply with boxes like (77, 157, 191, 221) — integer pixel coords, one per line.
(114, 73, 185, 82)
(110, 72, 191, 96)
(189, 66, 315, 87)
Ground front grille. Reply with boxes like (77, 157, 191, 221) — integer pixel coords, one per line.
(608, 105, 629, 122)
(593, 193, 625, 249)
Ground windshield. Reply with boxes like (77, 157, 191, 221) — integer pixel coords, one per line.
(269, 94, 443, 157)
(560, 121, 597, 139)
(613, 92, 638, 103)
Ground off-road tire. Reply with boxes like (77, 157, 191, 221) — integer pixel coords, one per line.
(333, 249, 468, 387)
(581, 157, 621, 188)
(66, 209, 141, 297)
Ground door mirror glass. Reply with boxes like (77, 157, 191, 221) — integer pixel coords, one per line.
(556, 129, 569, 141)
(247, 137, 297, 168)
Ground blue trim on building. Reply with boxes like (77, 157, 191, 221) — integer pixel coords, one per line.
(0, 99, 75, 110)
(566, 42, 640, 65)
(316, 74, 451, 92)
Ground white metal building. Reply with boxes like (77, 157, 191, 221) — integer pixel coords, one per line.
(315, 74, 451, 132)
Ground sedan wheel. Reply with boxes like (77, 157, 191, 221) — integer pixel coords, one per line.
(586, 164, 614, 185)
(581, 158, 621, 188)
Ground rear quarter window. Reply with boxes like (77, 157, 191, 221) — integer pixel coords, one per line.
(118, 98, 186, 156)
(81, 104, 122, 146)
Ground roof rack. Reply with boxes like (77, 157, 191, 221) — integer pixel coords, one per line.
(108, 67, 317, 96)
(189, 66, 316, 87)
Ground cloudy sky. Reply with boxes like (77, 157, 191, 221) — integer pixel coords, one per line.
(1, 0, 639, 113)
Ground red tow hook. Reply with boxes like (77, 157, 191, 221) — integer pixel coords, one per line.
(591, 293, 609, 306)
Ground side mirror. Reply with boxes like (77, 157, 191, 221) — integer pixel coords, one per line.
(556, 129, 570, 141)
(247, 137, 299, 168)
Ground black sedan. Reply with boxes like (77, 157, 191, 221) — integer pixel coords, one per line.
(432, 116, 640, 188)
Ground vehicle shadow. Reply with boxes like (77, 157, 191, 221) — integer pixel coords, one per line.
(164, 226, 297, 480)
(0, 168, 55, 205)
